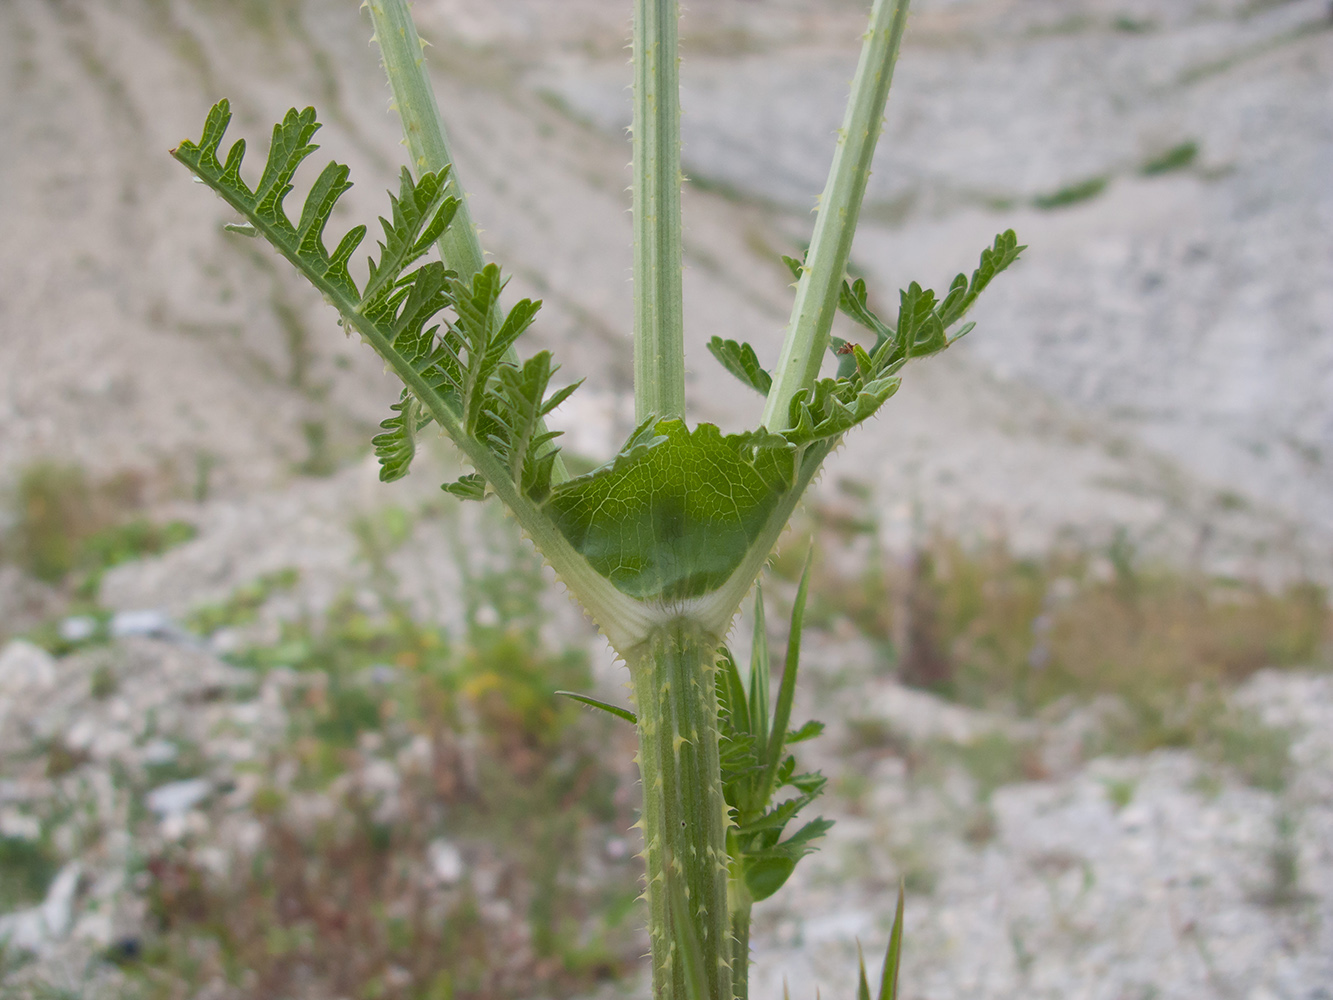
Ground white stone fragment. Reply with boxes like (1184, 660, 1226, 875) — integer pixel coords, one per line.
(145, 778, 211, 818)
(109, 609, 175, 639)
(0, 808, 41, 840)
(58, 616, 98, 643)
(0, 862, 82, 954)
(0, 640, 57, 694)
(40, 863, 82, 940)
(140, 739, 178, 766)
(428, 838, 464, 885)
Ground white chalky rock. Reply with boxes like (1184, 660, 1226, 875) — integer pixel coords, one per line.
(428, 838, 464, 885)
(0, 640, 57, 694)
(0, 809, 42, 840)
(109, 609, 175, 640)
(0, 862, 82, 954)
(57, 616, 98, 643)
(145, 778, 211, 818)
(140, 739, 179, 766)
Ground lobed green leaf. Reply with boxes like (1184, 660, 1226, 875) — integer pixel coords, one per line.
(831, 229, 1026, 374)
(708, 337, 773, 395)
(442, 473, 486, 501)
(372, 391, 430, 482)
(362, 168, 458, 306)
(174, 102, 579, 498)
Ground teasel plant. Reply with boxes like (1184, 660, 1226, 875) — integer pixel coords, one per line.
(171, 0, 1022, 996)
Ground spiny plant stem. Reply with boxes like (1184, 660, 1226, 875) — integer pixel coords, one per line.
(762, 0, 911, 431)
(632, 0, 687, 424)
(366, 0, 568, 484)
(630, 620, 731, 1000)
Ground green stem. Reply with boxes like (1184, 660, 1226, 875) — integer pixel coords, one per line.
(632, 0, 686, 423)
(364, 0, 485, 280)
(728, 862, 753, 1000)
(761, 0, 911, 431)
(366, 0, 568, 483)
(630, 620, 731, 1000)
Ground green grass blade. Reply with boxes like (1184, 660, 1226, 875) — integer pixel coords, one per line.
(857, 941, 872, 1000)
(878, 882, 906, 1000)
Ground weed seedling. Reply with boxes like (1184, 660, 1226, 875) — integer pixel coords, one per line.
(171, 1, 1023, 995)
(1032, 175, 1110, 210)
(1140, 141, 1199, 176)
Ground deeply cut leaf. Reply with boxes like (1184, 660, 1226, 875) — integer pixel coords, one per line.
(373, 391, 430, 482)
(833, 229, 1026, 374)
(175, 102, 583, 506)
(708, 337, 773, 395)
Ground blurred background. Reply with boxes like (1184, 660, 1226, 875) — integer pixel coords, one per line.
(0, 0, 1330, 997)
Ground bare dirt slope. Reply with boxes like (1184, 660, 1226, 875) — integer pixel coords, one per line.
(1, 1, 1331, 998)
(2, 0, 1329, 582)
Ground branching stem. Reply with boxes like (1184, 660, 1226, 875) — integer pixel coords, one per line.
(632, 0, 687, 423)
(761, 0, 911, 431)
(365, 0, 485, 280)
(367, 0, 569, 483)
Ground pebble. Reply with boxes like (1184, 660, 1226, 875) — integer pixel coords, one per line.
(0, 640, 57, 693)
(109, 609, 179, 641)
(57, 616, 99, 643)
(428, 838, 464, 885)
(139, 739, 179, 766)
(144, 779, 211, 818)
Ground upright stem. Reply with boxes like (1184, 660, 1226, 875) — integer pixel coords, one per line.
(728, 864, 753, 1000)
(630, 621, 732, 1000)
(632, 0, 687, 423)
(366, 0, 567, 483)
(365, 0, 485, 281)
(761, 0, 911, 431)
